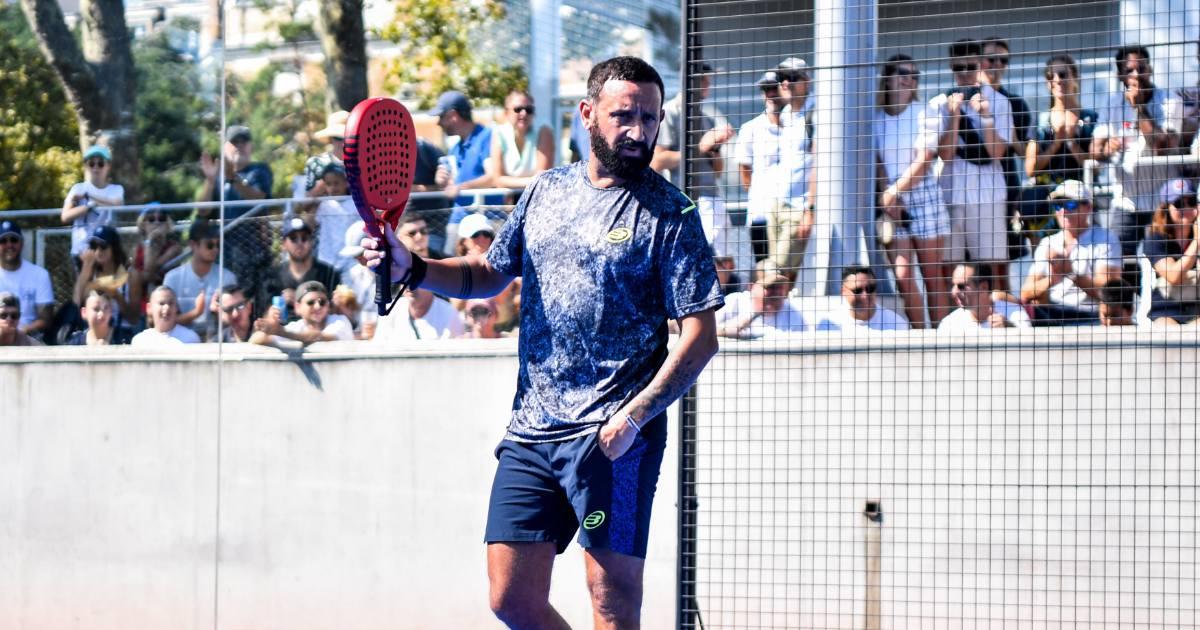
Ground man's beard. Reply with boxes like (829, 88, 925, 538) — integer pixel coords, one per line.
(589, 126, 652, 180)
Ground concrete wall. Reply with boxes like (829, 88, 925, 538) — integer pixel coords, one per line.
(0, 341, 678, 630)
(3, 330, 1198, 628)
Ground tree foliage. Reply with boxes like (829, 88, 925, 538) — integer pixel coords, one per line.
(377, 0, 527, 109)
(0, 3, 80, 211)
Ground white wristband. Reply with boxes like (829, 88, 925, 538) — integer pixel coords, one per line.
(624, 414, 641, 434)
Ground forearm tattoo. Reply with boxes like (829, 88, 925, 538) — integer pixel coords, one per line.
(457, 259, 473, 298)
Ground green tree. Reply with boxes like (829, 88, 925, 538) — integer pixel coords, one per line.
(0, 4, 80, 211)
(377, 0, 527, 109)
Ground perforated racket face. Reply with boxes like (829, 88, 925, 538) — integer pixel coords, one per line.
(344, 97, 418, 238)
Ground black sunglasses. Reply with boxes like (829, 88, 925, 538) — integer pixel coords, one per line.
(86, 160, 108, 168)
(0, 236, 21, 245)
(894, 68, 920, 78)
(286, 232, 312, 243)
(952, 63, 978, 73)
(986, 55, 1009, 66)
(222, 301, 248, 314)
(303, 297, 328, 307)
(1045, 69, 1073, 81)
(89, 241, 111, 250)
(510, 105, 535, 115)
(144, 213, 168, 223)
(952, 283, 976, 291)
(0, 311, 20, 321)
(847, 284, 877, 295)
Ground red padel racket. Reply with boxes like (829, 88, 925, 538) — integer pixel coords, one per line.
(343, 97, 418, 315)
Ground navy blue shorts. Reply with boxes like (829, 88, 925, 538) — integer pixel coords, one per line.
(484, 422, 666, 558)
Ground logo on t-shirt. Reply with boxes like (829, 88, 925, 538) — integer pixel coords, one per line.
(606, 228, 632, 244)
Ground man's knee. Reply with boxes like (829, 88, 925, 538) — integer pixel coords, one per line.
(588, 574, 642, 626)
(489, 584, 549, 626)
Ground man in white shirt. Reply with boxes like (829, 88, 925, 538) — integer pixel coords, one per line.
(371, 287, 464, 342)
(131, 286, 202, 347)
(1020, 180, 1122, 324)
(939, 262, 1031, 331)
(0, 220, 54, 340)
(716, 260, 806, 339)
(163, 221, 236, 340)
(816, 266, 910, 332)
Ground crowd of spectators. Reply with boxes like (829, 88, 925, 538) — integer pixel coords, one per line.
(3, 40, 1199, 347)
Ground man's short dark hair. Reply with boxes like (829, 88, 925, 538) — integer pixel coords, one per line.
(1115, 44, 1151, 64)
(0, 291, 18, 310)
(1099, 278, 1136, 312)
(957, 262, 994, 288)
(841, 265, 875, 281)
(220, 283, 245, 298)
(950, 39, 981, 58)
(586, 56, 665, 104)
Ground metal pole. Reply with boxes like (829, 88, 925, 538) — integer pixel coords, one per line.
(529, 0, 562, 152)
(813, 0, 877, 294)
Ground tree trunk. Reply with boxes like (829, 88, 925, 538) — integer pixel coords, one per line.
(316, 0, 368, 112)
(20, 0, 140, 200)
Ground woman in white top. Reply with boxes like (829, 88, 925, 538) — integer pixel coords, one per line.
(487, 90, 555, 192)
(62, 145, 124, 266)
(875, 54, 958, 327)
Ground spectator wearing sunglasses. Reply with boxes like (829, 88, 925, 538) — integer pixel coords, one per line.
(215, 284, 254, 343)
(0, 291, 43, 346)
(62, 145, 124, 265)
(488, 90, 555, 193)
(257, 214, 340, 321)
(163, 221, 237, 340)
(815, 266, 910, 332)
(72, 225, 138, 328)
(1093, 45, 1178, 253)
(1143, 179, 1200, 327)
(980, 37, 1034, 262)
(251, 280, 354, 346)
(0, 220, 54, 341)
(939, 262, 1031, 332)
(1020, 180, 1121, 324)
(1022, 55, 1099, 249)
(940, 39, 1015, 290)
(128, 203, 184, 314)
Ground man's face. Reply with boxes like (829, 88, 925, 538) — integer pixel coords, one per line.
(583, 79, 662, 180)
(1054, 199, 1092, 232)
(83, 294, 112, 330)
(981, 43, 1008, 84)
(226, 139, 252, 168)
(191, 237, 219, 264)
(149, 291, 178, 331)
(951, 266, 988, 311)
(398, 219, 429, 257)
(322, 171, 348, 196)
(283, 229, 314, 262)
(219, 291, 251, 329)
(951, 56, 979, 87)
(760, 85, 786, 113)
(1119, 53, 1153, 91)
(296, 290, 329, 327)
(0, 234, 22, 268)
(0, 303, 18, 334)
(698, 74, 712, 101)
(781, 76, 810, 102)
(437, 110, 460, 137)
(1099, 303, 1133, 327)
(757, 280, 790, 314)
(842, 273, 877, 321)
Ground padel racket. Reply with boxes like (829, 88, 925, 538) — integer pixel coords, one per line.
(344, 97, 419, 315)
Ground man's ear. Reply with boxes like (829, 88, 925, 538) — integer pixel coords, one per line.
(578, 99, 594, 129)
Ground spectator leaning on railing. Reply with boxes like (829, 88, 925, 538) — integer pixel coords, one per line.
(487, 89, 556, 196)
(65, 290, 134, 345)
(73, 225, 139, 330)
(251, 280, 353, 347)
(433, 90, 503, 252)
(62, 145, 123, 268)
(215, 284, 254, 343)
(1143, 178, 1200, 327)
(0, 220, 54, 341)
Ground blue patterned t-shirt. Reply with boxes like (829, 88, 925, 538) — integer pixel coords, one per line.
(487, 162, 724, 443)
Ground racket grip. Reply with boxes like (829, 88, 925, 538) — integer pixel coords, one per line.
(376, 248, 390, 316)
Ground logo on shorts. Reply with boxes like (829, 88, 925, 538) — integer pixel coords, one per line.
(605, 228, 632, 244)
(583, 510, 606, 530)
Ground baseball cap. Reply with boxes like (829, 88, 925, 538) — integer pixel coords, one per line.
(1160, 178, 1195, 206)
(458, 213, 494, 239)
(777, 57, 810, 79)
(313, 110, 350, 141)
(295, 280, 328, 303)
(0, 219, 21, 240)
(188, 220, 220, 242)
(1048, 179, 1093, 203)
(83, 145, 112, 162)
(281, 214, 312, 237)
(756, 71, 780, 89)
(431, 91, 472, 118)
(89, 225, 120, 247)
(339, 220, 367, 259)
(226, 125, 252, 144)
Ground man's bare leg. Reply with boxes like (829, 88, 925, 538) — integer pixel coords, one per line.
(584, 548, 645, 630)
(488, 542, 571, 629)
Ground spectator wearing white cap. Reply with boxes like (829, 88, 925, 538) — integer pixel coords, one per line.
(453, 212, 496, 257)
(1020, 180, 1121, 324)
(62, 145, 124, 263)
(1143, 178, 1200, 326)
(716, 260, 807, 339)
(313, 110, 350, 160)
(0, 220, 54, 340)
